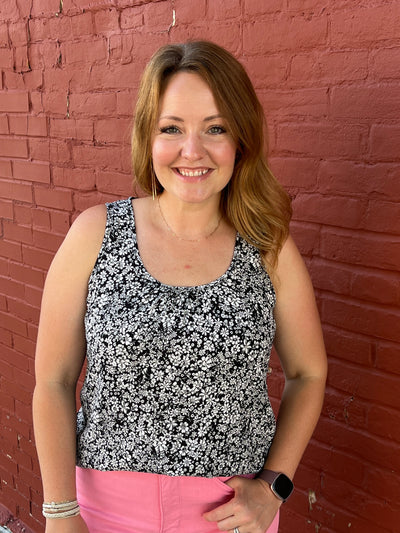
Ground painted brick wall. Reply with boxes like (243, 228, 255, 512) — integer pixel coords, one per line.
(0, 1, 399, 532)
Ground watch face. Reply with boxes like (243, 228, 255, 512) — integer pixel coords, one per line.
(273, 473, 294, 500)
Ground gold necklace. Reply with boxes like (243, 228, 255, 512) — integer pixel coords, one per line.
(157, 197, 222, 242)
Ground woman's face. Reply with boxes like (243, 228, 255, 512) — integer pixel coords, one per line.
(151, 71, 237, 206)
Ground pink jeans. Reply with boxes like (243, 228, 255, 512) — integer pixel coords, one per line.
(76, 467, 279, 533)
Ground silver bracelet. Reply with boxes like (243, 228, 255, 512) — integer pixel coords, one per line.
(42, 499, 80, 519)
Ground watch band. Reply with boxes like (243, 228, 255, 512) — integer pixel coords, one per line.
(256, 469, 294, 502)
(257, 469, 281, 485)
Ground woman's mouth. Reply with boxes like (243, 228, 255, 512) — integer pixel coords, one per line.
(174, 168, 212, 181)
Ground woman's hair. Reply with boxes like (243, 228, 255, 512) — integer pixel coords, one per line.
(132, 40, 292, 270)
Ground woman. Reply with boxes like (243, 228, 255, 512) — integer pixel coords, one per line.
(33, 41, 327, 533)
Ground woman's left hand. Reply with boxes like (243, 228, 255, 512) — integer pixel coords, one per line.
(202, 476, 281, 532)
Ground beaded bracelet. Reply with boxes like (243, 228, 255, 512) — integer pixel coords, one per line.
(42, 499, 80, 519)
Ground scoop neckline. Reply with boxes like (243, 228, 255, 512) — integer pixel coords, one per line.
(128, 197, 240, 290)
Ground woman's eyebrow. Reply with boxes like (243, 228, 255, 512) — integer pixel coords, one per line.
(159, 115, 184, 122)
(158, 114, 224, 122)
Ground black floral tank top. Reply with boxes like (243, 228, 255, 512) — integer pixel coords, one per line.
(76, 198, 277, 477)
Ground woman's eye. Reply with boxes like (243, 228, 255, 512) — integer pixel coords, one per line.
(208, 125, 226, 135)
(160, 126, 180, 134)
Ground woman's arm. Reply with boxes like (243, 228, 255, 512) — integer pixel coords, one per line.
(204, 234, 327, 532)
(262, 234, 327, 477)
(32, 205, 106, 531)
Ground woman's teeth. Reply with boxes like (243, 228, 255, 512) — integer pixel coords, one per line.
(177, 169, 209, 177)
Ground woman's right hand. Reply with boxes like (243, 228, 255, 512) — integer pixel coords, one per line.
(45, 514, 90, 533)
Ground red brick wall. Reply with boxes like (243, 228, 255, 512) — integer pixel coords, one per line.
(0, 1, 399, 532)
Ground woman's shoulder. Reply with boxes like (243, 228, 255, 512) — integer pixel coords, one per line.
(267, 234, 309, 293)
(48, 204, 108, 278)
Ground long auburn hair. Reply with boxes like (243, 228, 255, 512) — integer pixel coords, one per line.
(132, 40, 292, 270)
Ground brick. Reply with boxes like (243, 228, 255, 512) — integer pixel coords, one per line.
(375, 342, 400, 375)
(43, 90, 69, 115)
(32, 208, 51, 229)
(3, 69, 43, 91)
(120, 7, 144, 29)
(13, 160, 51, 184)
(28, 116, 48, 137)
(0, 114, 8, 133)
(14, 45, 30, 72)
(13, 333, 36, 358)
(94, 118, 131, 144)
(63, 38, 106, 65)
(21, 245, 54, 270)
(0, 310, 26, 336)
(96, 170, 133, 196)
(172, 0, 206, 24)
(9, 261, 44, 288)
(8, 298, 40, 324)
(317, 416, 400, 472)
(208, 0, 240, 20)
(49, 210, 70, 233)
(30, 91, 44, 114)
(351, 268, 399, 306)
(50, 118, 93, 140)
(0, 137, 28, 158)
(29, 137, 51, 161)
(362, 199, 400, 234)
(8, 115, 28, 135)
(48, 15, 73, 41)
(0, 159, 12, 177)
(50, 139, 72, 165)
(0, 48, 13, 69)
(289, 221, 320, 257)
(34, 186, 73, 210)
(144, 2, 174, 30)
(116, 91, 135, 116)
(243, 14, 328, 54)
(0, 240, 22, 264)
(368, 405, 400, 443)
(0, 198, 13, 219)
(53, 166, 96, 190)
(260, 88, 328, 118)
(28, 17, 50, 41)
(30, 0, 62, 16)
(71, 12, 94, 37)
(277, 123, 368, 159)
(94, 8, 120, 33)
(330, 4, 400, 47)
(0, 91, 29, 112)
(292, 193, 366, 229)
(0, 179, 33, 203)
(370, 125, 400, 161)
(24, 284, 43, 308)
(308, 258, 352, 296)
(331, 85, 400, 120)
(365, 467, 400, 503)
(369, 46, 400, 80)
(0, 22, 8, 46)
(289, 50, 368, 85)
(269, 157, 318, 189)
(243, 54, 289, 88)
(2, 220, 33, 245)
(33, 228, 64, 252)
(322, 295, 400, 344)
(244, 0, 284, 15)
(72, 144, 129, 172)
(69, 91, 116, 117)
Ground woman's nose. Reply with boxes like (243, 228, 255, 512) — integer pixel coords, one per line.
(181, 133, 205, 160)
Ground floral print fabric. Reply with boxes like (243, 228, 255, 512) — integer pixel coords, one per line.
(76, 198, 277, 477)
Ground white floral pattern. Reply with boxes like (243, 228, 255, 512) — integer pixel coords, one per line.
(76, 199, 277, 477)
